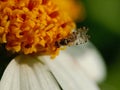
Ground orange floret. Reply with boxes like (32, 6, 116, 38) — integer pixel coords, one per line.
(0, 0, 75, 56)
(53, 0, 85, 21)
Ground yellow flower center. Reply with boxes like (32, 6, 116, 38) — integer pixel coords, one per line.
(53, 0, 85, 21)
(0, 0, 75, 57)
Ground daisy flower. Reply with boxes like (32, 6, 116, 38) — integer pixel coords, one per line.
(0, 0, 106, 90)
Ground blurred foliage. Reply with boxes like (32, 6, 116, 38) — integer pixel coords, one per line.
(79, 0, 120, 89)
(83, 0, 120, 35)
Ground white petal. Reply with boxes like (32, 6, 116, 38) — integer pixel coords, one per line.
(66, 42, 106, 83)
(40, 51, 100, 90)
(0, 55, 60, 90)
(0, 57, 20, 90)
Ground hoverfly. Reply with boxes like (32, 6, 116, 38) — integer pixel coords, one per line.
(55, 27, 89, 48)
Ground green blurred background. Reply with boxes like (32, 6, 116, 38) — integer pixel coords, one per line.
(80, 0, 120, 89)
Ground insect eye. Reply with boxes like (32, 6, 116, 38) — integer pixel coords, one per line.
(60, 39, 67, 45)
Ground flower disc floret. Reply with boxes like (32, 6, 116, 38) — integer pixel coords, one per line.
(0, 0, 75, 56)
